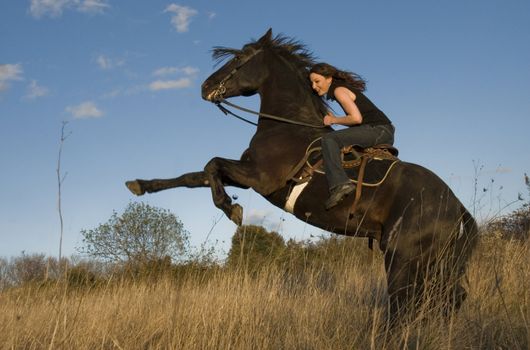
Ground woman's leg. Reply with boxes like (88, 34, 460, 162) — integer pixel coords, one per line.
(322, 124, 393, 190)
(321, 124, 394, 209)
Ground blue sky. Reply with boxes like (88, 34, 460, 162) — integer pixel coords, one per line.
(1, 0, 529, 259)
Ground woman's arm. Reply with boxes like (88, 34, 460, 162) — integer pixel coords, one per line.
(323, 86, 363, 126)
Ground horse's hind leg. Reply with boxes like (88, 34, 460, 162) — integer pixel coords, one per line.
(384, 253, 423, 326)
(384, 240, 471, 326)
(443, 210, 477, 313)
(436, 233, 475, 315)
(126, 171, 209, 195)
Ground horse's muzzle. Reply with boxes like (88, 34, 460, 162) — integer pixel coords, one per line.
(202, 83, 226, 102)
(201, 82, 212, 101)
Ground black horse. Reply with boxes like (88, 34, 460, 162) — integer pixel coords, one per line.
(126, 29, 477, 321)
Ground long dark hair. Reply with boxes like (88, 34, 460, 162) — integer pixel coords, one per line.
(309, 62, 366, 92)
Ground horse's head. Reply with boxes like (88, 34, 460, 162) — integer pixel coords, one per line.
(202, 29, 273, 102)
(202, 29, 328, 127)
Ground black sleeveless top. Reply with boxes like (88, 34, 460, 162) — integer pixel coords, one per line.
(326, 80, 391, 126)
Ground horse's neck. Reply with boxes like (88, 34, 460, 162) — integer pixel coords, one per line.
(255, 84, 328, 147)
(258, 60, 323, 127)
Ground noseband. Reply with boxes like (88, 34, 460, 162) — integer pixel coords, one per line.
(208, 48, 325, 129)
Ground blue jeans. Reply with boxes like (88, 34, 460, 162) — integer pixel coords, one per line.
(321, 124, 395, 190)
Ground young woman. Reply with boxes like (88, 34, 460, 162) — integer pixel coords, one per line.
(309, 63, 395, 209)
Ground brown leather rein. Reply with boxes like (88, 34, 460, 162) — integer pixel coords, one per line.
(215, 99, 326, 129)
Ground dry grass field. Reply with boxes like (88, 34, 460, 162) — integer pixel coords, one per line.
(1, 235, 529, 349)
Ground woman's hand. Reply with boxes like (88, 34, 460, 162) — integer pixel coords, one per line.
(323, 114, 335, 126)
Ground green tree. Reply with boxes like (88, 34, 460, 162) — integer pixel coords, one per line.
(80, 202, 189, 264)
(226, 225, 285, 271)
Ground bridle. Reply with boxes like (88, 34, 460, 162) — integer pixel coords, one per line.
(207, 48, 263, 103)
(207, 48, 325, 129)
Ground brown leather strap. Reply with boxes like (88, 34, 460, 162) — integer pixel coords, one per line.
(351, 156, 368, 214)
(350, 157, 374, 250)
(286, 152, 312, 182)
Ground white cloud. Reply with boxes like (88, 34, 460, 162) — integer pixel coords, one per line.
(152, 65, 199, 77)
(208, 12, 216, 20)
(180, 66, 199, 75)
(243, 209, 276, 227)
(102, 88, 123, 99)
(24, 80, 49, 99)
(153, 66, 179, 77)
(149, 78, 191, 91)
(78, 0, 110, 14)
(66, 101, 103, 119)
(494, 167, 512, 174)
(96, 54, 124, 70)
(96, 55, 111, 69)
(149, 65, 198, 91)
(101, 84, 146, 99)
(0, 64, 23, 92)
(164, 4, 198, 33)
(29, 0, 109, 18)
(30, 0, 70, 18)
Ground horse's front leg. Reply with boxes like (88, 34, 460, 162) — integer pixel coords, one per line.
(204, 157, 261, 226)
(126, 171, 210, 195)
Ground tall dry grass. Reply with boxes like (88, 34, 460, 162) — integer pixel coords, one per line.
(1, 236, 529, 349)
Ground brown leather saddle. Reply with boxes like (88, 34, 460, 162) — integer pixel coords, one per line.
(286, 139, 399, 250)
(290, 138, 400, 186)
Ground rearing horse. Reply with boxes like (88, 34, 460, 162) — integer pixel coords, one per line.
(126, 29, 477, 321)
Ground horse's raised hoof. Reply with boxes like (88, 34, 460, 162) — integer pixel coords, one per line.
(126, 180, 145, 196)
(230, 204, 243, 226)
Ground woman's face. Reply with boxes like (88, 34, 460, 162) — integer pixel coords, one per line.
(309, 72, 332, 96)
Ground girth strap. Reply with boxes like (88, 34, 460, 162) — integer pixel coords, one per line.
(351, 156, 368, 215)
(348, 156, 375, 250)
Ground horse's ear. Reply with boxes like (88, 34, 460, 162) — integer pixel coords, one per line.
(258, 28, 273, 44)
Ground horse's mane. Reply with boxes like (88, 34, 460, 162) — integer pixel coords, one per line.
(212, 34, 329, 118)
